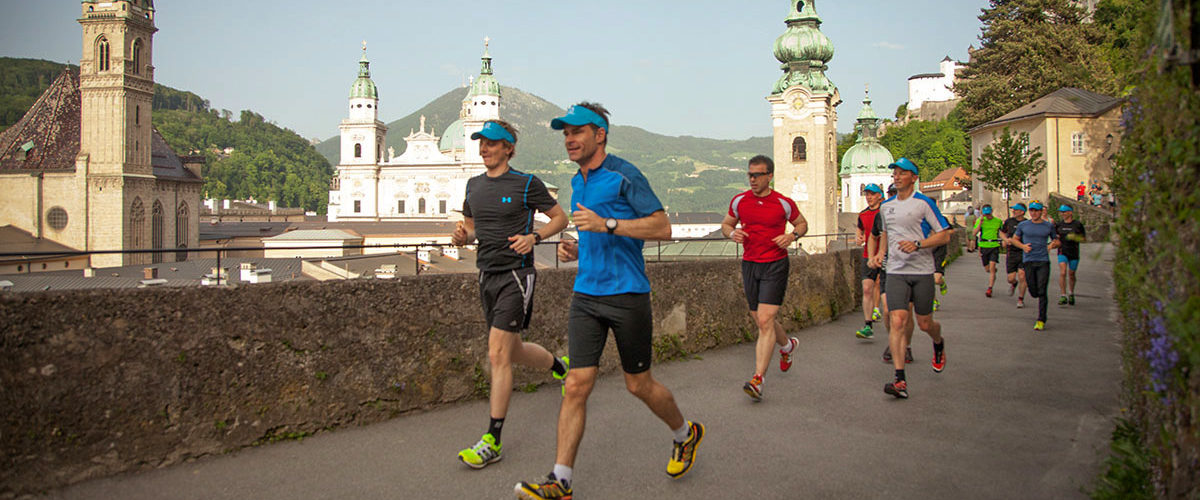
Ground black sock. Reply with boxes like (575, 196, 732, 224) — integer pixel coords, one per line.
(551, 357, 567, 378)
(489, 418, 504, 443)
(895, 369, 906, 381)
(866, 320, 874, 327)
(934, 341, 944, 353)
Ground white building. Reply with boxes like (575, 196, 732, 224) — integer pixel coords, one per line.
(907, 57, 963, 112)
(327, 40, 502, 222)
(839, 87, 894, 213)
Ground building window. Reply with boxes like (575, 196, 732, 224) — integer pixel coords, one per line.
(1071, 132, 1086, 154)
(131, 38, 142, 75)
(353, 200, 361, 213)
(151, 201, 164, 263)
(418, 198, 426, 214)
(46, 207, 68, 231)
(792, 136, 807, 162)
(176, 202, 189, 262)
(130, 198, 145, 264)
(439, 200, 447, 214)
(377, 141, 382, 161)
(135, 105, 140, 125)
(97, 37, 110, 72)
(354, 143, 362, 158)
(1022, 179, 1032, 198)
(397, 200, 405, 213)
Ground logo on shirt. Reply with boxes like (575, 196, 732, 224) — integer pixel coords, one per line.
(501, 197, 513, 203)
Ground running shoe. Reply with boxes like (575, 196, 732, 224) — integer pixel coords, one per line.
(1069, 294, 1076, 305)
(1017, 299, 1025, 309)
(515, 474, 572, 500)
(1058, 295, 1068, 305)
(882, 346, 892, 363)
(986, 287, 993, 298)
(905, 347, 913, 364)
(931, 343, 946, 373)
(884, 379, 909, 399)
(871, 307, 882, 321)
(458, 433, 502, 469)
(743, 374, 763, 401)
(553, 356, 570, 396)
(940, 282, 949, 295)
(933, 299, 940, 312)
(779, 337, 799, 371)
(855, 325, 874, 339)
(666, 421, 705, 479)
(1008, 283, 1016, 296)
(1034, 320, 1045, 331)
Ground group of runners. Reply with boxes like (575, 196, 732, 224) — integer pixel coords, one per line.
(448, 102, 1088, 497)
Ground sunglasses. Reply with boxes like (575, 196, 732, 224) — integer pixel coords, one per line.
(748, 172, 771, 179)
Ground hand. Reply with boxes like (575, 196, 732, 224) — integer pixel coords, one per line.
(868, 255, 883, 269)
(855, 234, 865, 246)
(897, 240, 919, 253)
(508, 233, 537, 255)
(557, 239, 578, 262)
(1019, 243, 1032, 253)
(730, 228, 747, 243)
(771, 232, 795, 249)
(451, 221, 469, 246)
(572, 203, 605, 233)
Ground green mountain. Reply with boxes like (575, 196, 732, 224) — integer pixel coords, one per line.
(317, 86, 772, 213)
(1, 57, 332, 214)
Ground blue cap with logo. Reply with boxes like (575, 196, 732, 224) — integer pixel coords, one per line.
(888, 157, 919, 175)
(1010, 203, 1027, 211)
(1058, 204, 1073, 212)
(862, 183, 883, 195)
(550, 105, 609, 132)
(981, 206, 993, 215)
(469, 121, 516, 144)
(1027, 200, 1045, 210)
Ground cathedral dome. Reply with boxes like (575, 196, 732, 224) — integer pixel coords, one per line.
(469, 41, 501, 98)
(840, 142, 894, 176)
(439, 119, 465, 152)
(349, 51, 378, 100)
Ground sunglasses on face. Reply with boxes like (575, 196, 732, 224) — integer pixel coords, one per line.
(748, 172, 771, 179)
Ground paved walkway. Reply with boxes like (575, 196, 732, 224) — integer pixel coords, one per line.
(48, 244, 1121, 500)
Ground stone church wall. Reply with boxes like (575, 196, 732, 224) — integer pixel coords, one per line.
(0, 250, 859, 495)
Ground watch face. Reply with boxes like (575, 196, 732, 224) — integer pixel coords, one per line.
(606, 218, 617, 230)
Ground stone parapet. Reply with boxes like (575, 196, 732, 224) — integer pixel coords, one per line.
(0, 250, 859, 496)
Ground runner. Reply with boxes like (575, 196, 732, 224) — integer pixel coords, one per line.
(1053, 205, 1086, 305)
(854, 183, 884, 339)
(721, 155, 807, 401)
(515, 103, 703, 500)
(1012, 200, 1060, 331)
(452, 120, 571, 470)
(874, 158, 951, 399)
(1000, 203, 1029, 308)
(869, 184, 912, 365)
(973, 204, 1003, 297)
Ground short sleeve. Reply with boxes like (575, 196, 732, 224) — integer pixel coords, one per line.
(872, 211, 885, 236)
(857, 216, 864, 231)
(921, 198, 951, 233)
(1014, 222, 1025, 239)
(620, 167, 664, 218)
(728, 196, 738, 219)
(524, 175, 558, 213)
(462, 182, 474, 218)
(1078, 222, 1086, 238)
(784, 196, 801, 223)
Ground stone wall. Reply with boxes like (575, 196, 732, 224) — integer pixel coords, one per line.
(0, 250, 860, 496)
(1048, 193, 1113, 242)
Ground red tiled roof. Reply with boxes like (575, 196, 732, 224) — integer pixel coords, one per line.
(920, 167, 969, 192)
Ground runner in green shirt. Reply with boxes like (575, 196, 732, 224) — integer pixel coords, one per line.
(973, 204, 1003, 297)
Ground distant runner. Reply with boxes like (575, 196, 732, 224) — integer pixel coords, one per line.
(1012, 200, 1060, 331)
(1053, 205, 1086, 305)
(1000, 203, 1029, 308)
(855, 183, 885, 339)
(973, 204, 1003, 297)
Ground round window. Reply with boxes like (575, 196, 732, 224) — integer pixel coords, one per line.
(47, 207, 68, 230)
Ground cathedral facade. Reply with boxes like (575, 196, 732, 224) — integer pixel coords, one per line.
(327, 41, 502, 222)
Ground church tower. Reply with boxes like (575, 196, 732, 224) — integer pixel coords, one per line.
(767, 0, 841, 246)
(78, 0, 158, 267)
(332, 43, 388, 221)
(461, 38, 500, 171)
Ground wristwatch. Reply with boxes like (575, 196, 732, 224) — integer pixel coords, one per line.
(605, 218, 618, 234)
(915, 240, 923, 249)
(533, 232, 543, 243)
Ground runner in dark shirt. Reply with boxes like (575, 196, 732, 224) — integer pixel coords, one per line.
(1053, 205, 1086, 305)
(999, 203, 1028, 308)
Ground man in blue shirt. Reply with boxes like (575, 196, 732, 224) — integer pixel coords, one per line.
(515, 103, 703, 500)
(1013, 200, 1060, 331)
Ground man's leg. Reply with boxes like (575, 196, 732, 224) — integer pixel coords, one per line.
(862, 278, 876, 323)
(1068, 268, 1078, 295)
(754, 304, 788, 376)
(489, 327, 555, 421)
(986, 262, 997, 289)
(1018, 267, 1028, 299)
(625, 370, 685, 431)
(1058, 260, 1069, 297)
(554, 366, 597, 468)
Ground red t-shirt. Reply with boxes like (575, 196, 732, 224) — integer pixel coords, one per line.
(728, 189, 800, 263)
(1076, 184, 1087, 197)
(857, 207, 879, 258)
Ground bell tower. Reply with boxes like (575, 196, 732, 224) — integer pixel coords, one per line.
(462, 37, 501, 171)
(767, 0, 841, 246)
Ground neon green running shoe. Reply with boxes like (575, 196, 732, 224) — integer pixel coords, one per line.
(933, 299, 941, 312)
(458, 433, 501, 469)
(939, 281, 948, 295)
(871, 307, 882, 321)
(855, 325, 874, 339)
(554, 356, 569, 396)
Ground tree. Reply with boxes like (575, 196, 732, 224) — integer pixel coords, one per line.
(969, 128, 1047, 209)
(956, 0, 1117, 128)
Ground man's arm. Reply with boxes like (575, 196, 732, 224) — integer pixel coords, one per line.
(573, 203, 672, 241)
(721, 214, 746, 243)
(452, 217, 475, 246)
(869, 231, 888, 268)
(508, 205, 569, 255)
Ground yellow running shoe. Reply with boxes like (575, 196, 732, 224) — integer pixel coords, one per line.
(1034, 321, 1045, 331)
(666, 421, 705, 479)
(457, 433, 501, 469)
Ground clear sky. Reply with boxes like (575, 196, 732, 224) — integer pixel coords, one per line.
(0, 1, 989, 141)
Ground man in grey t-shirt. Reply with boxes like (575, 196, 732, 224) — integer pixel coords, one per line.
(872, 158, 952, 399)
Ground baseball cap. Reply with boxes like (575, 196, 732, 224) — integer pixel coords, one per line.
(1028, 200, 1045, 210)
(550, 105, 609, 132)
(981, 206, 993, 215)
(1010, 203, 1027, 211)
(862, 183, 883, 195)
(469, 121, 516, 143)
(1058, 204, 1073, 212)
(888, 157, 919, 175)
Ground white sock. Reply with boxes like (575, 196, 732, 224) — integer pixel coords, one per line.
(673, 422, 691, 443)
(552, 464, 572, 487)
(780, 338, 795, 353)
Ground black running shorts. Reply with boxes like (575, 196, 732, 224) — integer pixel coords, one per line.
(479, 267, 537, 332)
(1006, 251, 1024, 274)
(568, 292, 654, 374)
(885, 274, 936, 316)
(980, 247, 1000, 266)
(860, 255, 881, 281)
(742, 258, 790, 311)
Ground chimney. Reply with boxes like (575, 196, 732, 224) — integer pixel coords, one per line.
(181, 155, 205, 180)
(223, 199, 231, 210)
(268, 200, 277, 213)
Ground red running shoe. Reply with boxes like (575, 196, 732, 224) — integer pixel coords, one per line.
(779, 337, 798, 372)
(986, 287, 993, 297)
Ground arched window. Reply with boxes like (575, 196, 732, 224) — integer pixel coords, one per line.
(418, 198, 426, 214)
(176, 202, 189, 262)
(97, 37, 110, 72)
(354, 143, 362, 158)
(792, 136, 807, 162)
(131, 38, 143, 75)
(151, 201, 164, 263)
(130, 198, 145, 264)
